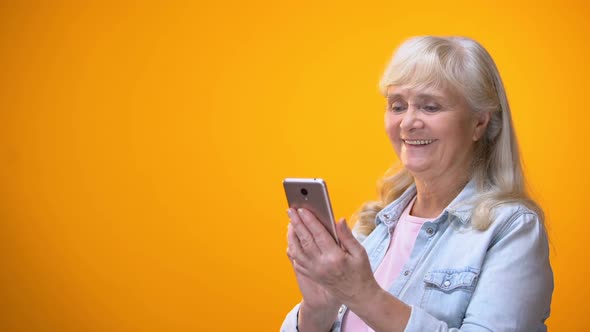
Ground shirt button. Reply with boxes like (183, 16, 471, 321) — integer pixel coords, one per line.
(403, 270, 410, 276)
(426, 228, 434, 235)
(443, 280, 451, 288)
(383, 213, 391, 220)
(338, 305, 346, 314)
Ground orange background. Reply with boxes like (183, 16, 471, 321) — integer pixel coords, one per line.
(0, 1, 588, 331)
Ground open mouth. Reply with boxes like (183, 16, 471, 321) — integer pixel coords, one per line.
(402, 139, 436, 146)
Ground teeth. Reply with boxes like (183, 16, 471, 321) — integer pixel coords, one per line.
(404, 139, 434, 145)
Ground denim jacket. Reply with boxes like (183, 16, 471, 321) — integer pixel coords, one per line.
(281, 179, 553, 331)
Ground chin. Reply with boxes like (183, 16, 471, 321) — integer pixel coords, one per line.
(402, 162, 431, 175)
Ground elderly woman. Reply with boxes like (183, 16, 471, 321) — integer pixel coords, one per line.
(281, 36, 553, 332)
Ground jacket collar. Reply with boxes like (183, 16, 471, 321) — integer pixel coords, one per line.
(375, 178, 477, 228)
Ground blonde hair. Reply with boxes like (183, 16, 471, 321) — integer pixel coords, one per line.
(352, 36, 543, 236)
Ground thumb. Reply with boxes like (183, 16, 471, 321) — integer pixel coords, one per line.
(336, 218, 363, 256)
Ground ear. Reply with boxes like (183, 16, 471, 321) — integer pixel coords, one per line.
(473, 111, 491, 141)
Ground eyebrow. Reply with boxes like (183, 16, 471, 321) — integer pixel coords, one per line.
(387, 93, 445, 99)
(386, 93, 404, 99)
(387, 93, 446, 104)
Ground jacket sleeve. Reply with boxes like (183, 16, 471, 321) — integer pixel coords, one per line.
(404, 212, 554, 332)
(280, 303, 301, 332)
(280, 303, 341, 332)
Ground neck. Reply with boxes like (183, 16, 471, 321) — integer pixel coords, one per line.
(410, 166, 472, 218)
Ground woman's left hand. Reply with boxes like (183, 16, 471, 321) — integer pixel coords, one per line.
(288, 208, 380, 306)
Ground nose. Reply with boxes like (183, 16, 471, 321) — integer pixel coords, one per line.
(399, 106, 424, 132)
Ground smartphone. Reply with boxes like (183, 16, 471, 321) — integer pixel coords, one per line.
(283, 178, 339, 244)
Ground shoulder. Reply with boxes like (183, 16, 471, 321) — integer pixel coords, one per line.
(486, 202, 547, 249)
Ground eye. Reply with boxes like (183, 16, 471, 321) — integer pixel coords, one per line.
(389, 102, 407, 112)
(422, 105, 440, 113)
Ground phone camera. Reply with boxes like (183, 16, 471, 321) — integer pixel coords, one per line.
(300, 188, 308, 196)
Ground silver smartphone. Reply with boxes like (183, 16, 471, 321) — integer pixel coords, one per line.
(283, 178, 339, 244)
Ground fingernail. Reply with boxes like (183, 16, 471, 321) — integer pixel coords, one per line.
(297, 208, 304, 215)
(287, 208, 293, 218)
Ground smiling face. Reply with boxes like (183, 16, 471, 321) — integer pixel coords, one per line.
(385, 85, 488, 180)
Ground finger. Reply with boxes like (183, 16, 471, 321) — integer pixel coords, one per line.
(335, 218, 364, 257)
(297, 208, 339, 251)
(288, 208, 321, 255)
(287, 223, 312, 270)
(292, 258, 315, 280)
(286, 247, 293, 262)
(286, 224, 295, 263)
(287, 223, 303, 259)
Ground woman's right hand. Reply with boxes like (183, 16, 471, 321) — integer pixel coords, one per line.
(287, 209, 340, 331)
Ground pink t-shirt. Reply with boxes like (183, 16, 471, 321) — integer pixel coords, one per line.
(342, 196, 428, 332)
